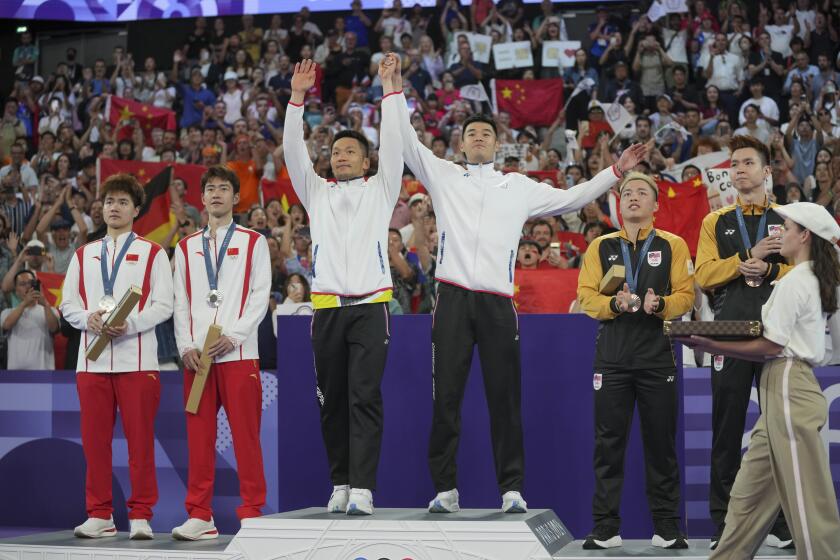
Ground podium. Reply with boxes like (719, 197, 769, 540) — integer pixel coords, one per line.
(225, 508, 573, 560)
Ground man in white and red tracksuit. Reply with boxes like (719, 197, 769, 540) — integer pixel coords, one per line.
(171, 165, 271, 540)
(60, 173, 174, 540)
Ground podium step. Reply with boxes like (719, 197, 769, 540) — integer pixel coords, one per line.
(227, 507, 572, 559)
(0, 530, 234, 560)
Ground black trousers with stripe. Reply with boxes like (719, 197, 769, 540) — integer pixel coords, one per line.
(429, 282, 524, 494)
(592, 368, 681, 528)
(311, 303, 390, 490)
(710, 356, 787, 533)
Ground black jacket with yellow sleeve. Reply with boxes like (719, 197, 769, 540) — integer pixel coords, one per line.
(694, 199, 791, 320)
(577, 227, 695, 371)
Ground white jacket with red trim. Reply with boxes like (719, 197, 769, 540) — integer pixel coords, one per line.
(173, 221, 270, 363)
(60, 232, 174, 373)
(395, 92, 623, 297)
(282, 91, 403, 308)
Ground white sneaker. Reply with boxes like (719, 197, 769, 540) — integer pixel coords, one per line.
(327, 485, 350, 513)
(428, 489, 460, 513)
(171, 517, 219, 541)
(501, 491, 528, 513)
(346, 488, 374, 515)
(129, 519, 154, 540)
(73, 517, 117, 538)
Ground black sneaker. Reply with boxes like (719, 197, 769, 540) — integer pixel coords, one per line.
(652, 518, 689, 549)
(582, 523, 622, 550)
(766, 520, 794, 549)
(710, 523, 724, 550)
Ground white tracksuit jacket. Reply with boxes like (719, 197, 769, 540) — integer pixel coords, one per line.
(283, 90, 404, 309)
(395, 92, 623, 297)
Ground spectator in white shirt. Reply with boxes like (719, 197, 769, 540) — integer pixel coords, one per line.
(738, 78, 780, 126)
(764, 7, 797, 58)
(1, 269, 59, 369)
(734, 104, 772, 144)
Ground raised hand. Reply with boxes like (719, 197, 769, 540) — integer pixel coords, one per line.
(290, 59, 317, 104)
(615, 143, 648, 175)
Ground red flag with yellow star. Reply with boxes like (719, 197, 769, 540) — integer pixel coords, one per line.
(107, 95, 176, 143)
(36, 271, 65, 307)
(654, 176, 710, 257)
(494, 79, 565, 129)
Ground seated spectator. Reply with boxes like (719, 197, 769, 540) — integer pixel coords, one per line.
(738, 78, 780, 126)
(1, 269, 59, 369)
(271, 273, 314, 336)
(285, 226, 313, 283)
(734, 103, 772, 144)
(516, 238, 545, 270)
(668, 65, 701, 114)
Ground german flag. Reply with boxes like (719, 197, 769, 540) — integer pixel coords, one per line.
(98, 158, 206, 209)
(98, 159, 175, 245)
(134, 166, 175, 244)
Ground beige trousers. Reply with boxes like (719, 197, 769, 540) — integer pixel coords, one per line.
(710, 357, 840, 560)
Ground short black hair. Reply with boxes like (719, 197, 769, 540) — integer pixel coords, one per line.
(201, 165, 240, 193)
(101, 173, 146, 208)
(729, 134, 771, 166)
(14, 269, 35, 286)
(331, 129, 369, 157)
(583, 222, 605, 237)
(462, 114, 498, 137)
(531, 219, 554, 237)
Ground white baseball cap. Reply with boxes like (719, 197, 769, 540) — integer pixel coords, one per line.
(223, 71, 238, 82)
(774, 202, 840, 244)
(408, 193, 428, 206)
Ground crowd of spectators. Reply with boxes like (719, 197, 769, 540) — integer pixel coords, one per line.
(1, 0, 839, 369)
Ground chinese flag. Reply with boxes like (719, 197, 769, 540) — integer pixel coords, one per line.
(495, 79, 565, 129)
(654, 175, 711, 257)
(36, 271, 65, 307)
(513, 268, 580, 313)
(261, 177, 301, 212)
(107, 95, 176, 143)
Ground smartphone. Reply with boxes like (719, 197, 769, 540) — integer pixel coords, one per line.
(550, 242, 561, 259)
(32, 279, 41, 292)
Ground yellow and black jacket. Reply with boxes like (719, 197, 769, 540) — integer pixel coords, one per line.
(695, 199, 791, 321)
(578, 227, 695, 370)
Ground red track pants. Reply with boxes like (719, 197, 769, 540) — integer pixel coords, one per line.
(76, 371, 161, 520)
(183, 359, 266, 521)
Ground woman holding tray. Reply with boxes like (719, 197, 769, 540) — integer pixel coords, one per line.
(679, 202, 840, 560)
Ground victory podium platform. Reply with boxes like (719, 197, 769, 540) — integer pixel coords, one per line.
(0, 508, 795, 560)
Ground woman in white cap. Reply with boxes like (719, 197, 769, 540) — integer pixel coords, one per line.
(680, 201, 840, 559)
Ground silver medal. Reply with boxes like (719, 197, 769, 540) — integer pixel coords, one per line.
(745, 276, 764, 288)
(99, 295, 117, 313)
(628, 293, 642, 313)
(207, 289, 223, 308)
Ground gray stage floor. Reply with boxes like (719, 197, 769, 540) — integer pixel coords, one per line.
(0, 529, 233, 551)
(553, 540, 794, 558)
(0, 528, 796, 559)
